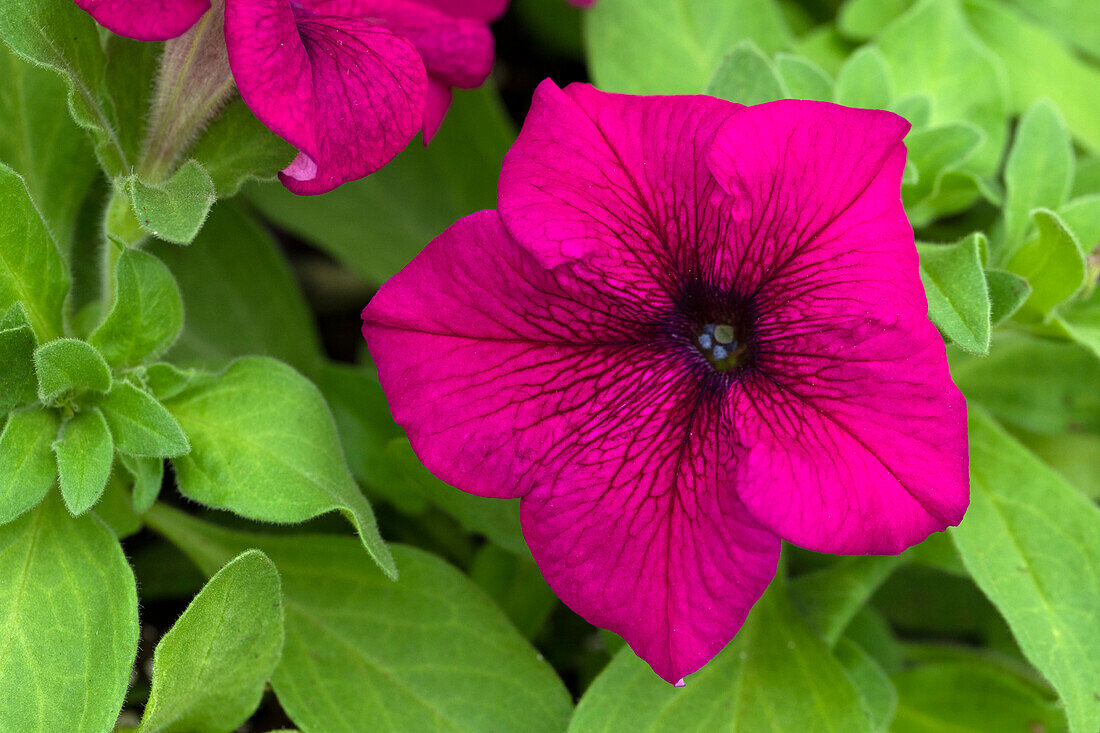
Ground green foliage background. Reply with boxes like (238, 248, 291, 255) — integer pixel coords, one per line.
(1, 0, 1099, 731)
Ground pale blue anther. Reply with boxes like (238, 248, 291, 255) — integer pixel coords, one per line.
(698, 333, 713, 349)
(712, 344, 729, 360)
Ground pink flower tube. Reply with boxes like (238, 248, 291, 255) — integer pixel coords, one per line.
(363, 80, 969, 683)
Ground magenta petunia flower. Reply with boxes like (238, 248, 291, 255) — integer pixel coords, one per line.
(362, 81, 969, 683)
(72, 0, 212, 41)
(225, 0, 505, 194)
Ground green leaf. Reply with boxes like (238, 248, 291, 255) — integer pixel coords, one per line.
(119, 453, 164, 513)
(834, 45, 893, 109)
(190, 99, 296, 197)
(0, 0, 129, 174)
(1004, 208, 1086, 319)
(877, 0, 1009, 177)
(916, 234, 992, 354)
(0, 406, 59, 525)
(985, 268, 1032, 326)
(0, 43, 97, 250)
(1002, 99, 1075, 252)
(141, 362, 207, 402)
(126, 159, 217, 245)
(54, 408, 113, 516)
(891, 657, 1066, 733)
(103, 35, 160, 171)
(963, 0, 1100, 154)
(707, 41, 787, 105)
(97, 380, 189, 458)
(570, 577, 873, 732)
(1053, 291, 1100, 361)
(89, 249, 184, 369)
(0, 492, 138, 732)
(949, 333, 1100, 433)
(951, 409, 1100, 733)
(891, 95, 932, 129)
(792, 24, 853, 77)
(1003, 0, 1100, 60)
(1074, 156, 1100, 198)
(143, 506, 574, 733)
(152, 203, 322, 373)
(837, 0, 912, 40)
(774, 53, 833, 101)
(1014, 427, 1100, 500)
(469, 544, 558, 639)
(1059, 194, 1100, 255)
(834, 638, 897, 732)
(33, 338, 111, 403)
(95, 471, 142, 539)
(902, 122, 984, 223)
(584, 0, 792, 95)
(138, 550, 283, 733)
(163, 357, 395, 578)
(0, 163, 69, 342)
(247, 86, 513, 284)
(791, 555, 906, 647)
(0, 303, 38, 414)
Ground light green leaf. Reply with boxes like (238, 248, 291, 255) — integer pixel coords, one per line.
(892, 657, 1066, 733)
(0, 492, 138, 732)
(103, 34, 159, 172)
(54, 408, 113, 516)
(837, 0, 912, 40)
(95, 472, 142, 539)
(877, 0, 1009, 176)
(1003, 99, 1075, 251)
(1059, 194, 1100, 255)
(584, 0, 792, 95)
(0, 406, 59, 525)
(891, 94, 931, 129)
(917, 234, 992, 354)
(834, 638, 897, 732)
(33, 338, 111, 403)
(143, 506, 574, 733)
(152, 204, 322, 373)
(90, 249, 184, 369)
(119, 454, 164, 514)
(1014, 427, 1100, 500)
(0, 163, 69, 342)
(834, 45, 893, 109)
(570, 577, 873, 732)
(951, 409, 1100, 733)
(1053, 292, 1100, 361)
(138, 550, 283, 733)
(247, 86, 513, 285)
(1003, 0, 1100, 60)
(0, 303, 37, 414)
(126, 159, 217, 245)
(791, 555, 906, 647)
(0, 43, 97, 250)
(774, 53, 833, 101)
(141, 362, 207, 402)
(792, 24, 854, 77)
(903, 123, 983, 204)
(469, 544, 558, 639)
(949, 333, 1100, 434)
(1074, 156, 1100, 197)
(707, 41, 787, 105)
(190, 99, 295, 197)
(963, 0, 1100, 154)
(163, 357, 395, 578)
(985, 269, 1032, 326)
(0, 0, 129, 173)
(1004, 208, 1086, 319)
(97, 380, 189, 458)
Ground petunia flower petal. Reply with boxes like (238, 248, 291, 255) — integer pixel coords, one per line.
(498, 81, 744, 305)
(707, 100, 968, 553)
(73, 0, 210, 41)
(225, 0, 427, 194)
(363, 210, 781, 683)
(414, 0, 509, 21)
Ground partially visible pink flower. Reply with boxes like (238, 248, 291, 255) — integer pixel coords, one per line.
(363, 80, 969, 683)
(72, 0, 211, 41)
(227, 0, 504, 194)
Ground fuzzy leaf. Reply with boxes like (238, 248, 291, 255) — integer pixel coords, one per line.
(97, 380, 189, 458)
(708, 41, 787, 106)
(0, 493, 138, 731)
(138, 550, 283, 733)
(90, 249, 184, 368)
(951, 410, 1100, 733)
(837, 0, 911, 40)
(54, 408, 113, 516)
(834, 639, 897, 732)
(1004, 208, 1086, 320)
(119, 454, 164, 513)
(1003, 99, 1075, 252)
(0, 163, 69, 342)
(163, 357, 395, 578)
(33, 338, 111, 404)
(0, 406, 59, 525)
(0, 303, 38, 414)
(917, 234, 992, 354)
(126, 160, 216, 245)
(834, 45, 893, 109)
(985, 269, 1032, 326)
(774, 53, 833, 101)
(191, 100, 296, 198)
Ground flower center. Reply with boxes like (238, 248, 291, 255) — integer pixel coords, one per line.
(695, 322, 747, 371)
